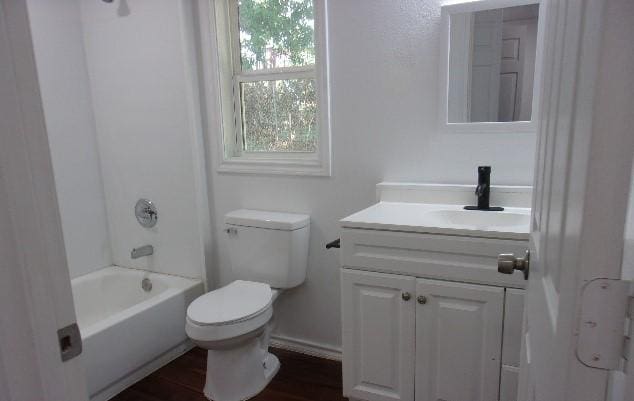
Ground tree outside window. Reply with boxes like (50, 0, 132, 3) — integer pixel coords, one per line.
(236, 0, 318, 153)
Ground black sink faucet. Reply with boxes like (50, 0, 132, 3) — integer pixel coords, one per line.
(475, 166, 491, 209)
(464, 166, 504, 211)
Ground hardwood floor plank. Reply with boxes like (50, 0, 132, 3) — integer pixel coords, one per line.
(153, 351, 206, 391)
(111, 347, 347, 401)
(119, 375, 208, 401)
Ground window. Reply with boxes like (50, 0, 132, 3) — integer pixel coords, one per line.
(213, 0, 331, 175)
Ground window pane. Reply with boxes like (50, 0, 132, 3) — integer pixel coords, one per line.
(241, 78, 317, 152)
(238, 0, 315, 71)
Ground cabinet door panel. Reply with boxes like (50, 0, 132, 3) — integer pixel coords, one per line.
(500, 365, 520, 401)
(415, 279, 504, 401)
(502, 289, 525, 367)
(342, 269, 416, 401)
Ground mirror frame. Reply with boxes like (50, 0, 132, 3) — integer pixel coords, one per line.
(438, 0, 544, 134)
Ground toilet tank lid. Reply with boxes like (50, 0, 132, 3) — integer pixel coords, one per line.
(225, 209, 310, 230)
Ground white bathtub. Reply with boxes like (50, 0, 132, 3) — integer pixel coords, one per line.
(72, 266, 204, 400)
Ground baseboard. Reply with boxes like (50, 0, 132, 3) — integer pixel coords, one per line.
(90, 340, 194, 401)
(270, 334, 342, 361)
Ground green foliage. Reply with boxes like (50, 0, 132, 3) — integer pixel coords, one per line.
(242, 78, 317, 152)
(238, 0, 314, 70)
(237, 0, 317, 152)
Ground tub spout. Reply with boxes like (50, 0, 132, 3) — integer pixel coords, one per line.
(131, 245, 153, 259)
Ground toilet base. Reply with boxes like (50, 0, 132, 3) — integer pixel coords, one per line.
(202, 336, 280, 401)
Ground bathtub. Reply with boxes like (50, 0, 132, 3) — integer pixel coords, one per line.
(72, 266, 204, 401)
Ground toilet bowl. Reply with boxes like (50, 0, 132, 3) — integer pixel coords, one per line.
(186, 280, 281, 401)
(186, 209, 310, 401)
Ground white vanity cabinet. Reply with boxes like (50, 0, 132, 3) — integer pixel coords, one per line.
(342, 267, 523, 401)
(339, 185, 531, 401)
(339, 227, 528, 401)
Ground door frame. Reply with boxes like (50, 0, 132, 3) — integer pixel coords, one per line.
(0, 1, 87, 400)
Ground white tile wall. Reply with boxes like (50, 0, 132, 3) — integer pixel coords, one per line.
(27, 0, 112, 278)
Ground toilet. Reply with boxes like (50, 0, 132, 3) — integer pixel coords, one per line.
(186, 209, 310, 401)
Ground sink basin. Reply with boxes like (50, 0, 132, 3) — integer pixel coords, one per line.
(423, 209, 530, 229)
(340, 201, 532, 240)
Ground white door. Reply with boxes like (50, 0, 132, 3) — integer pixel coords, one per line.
(415, 279, 504, 401)
(498, 25, 524, 122)
(341, 269, 416, 401)
(469, 8, 503, 122)
(498, 18, 537, 122)
(518, 1, 634, 401)
(0, 1, 88, 400)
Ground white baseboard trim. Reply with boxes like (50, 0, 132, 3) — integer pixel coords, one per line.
(270, 334, 342, 361)
(91, 340, 194, 401)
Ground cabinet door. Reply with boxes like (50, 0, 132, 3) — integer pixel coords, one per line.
(500, 289, 525, 401)
(342, 269, 416, 401)
(502, 289, 525, 367)
(415, 279, 504, 401)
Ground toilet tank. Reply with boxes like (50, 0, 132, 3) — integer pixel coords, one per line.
(224, 209, 310, 289)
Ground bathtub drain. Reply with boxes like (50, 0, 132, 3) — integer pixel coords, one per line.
(141, 278, 153, 292)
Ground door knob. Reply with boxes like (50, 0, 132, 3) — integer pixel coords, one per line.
(498, 250, 530, 280)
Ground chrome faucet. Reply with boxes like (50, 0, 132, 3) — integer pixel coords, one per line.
(464, 166, 504, 211)
(131, 245, 154, 259)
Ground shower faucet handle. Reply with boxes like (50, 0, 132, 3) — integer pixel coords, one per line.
(135, 199, 158, 228)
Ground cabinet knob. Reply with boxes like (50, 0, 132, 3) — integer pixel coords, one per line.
(417, 295, 427, 304)
(401, 292, 411, 301)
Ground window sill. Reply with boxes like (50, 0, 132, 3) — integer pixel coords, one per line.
(217, 157, 331, 177)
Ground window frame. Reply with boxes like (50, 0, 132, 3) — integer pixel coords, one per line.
(211, 0, 331, 176)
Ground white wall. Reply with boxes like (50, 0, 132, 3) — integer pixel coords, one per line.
(26, 0, 112, 278)
(79, 0, 209, 280)
(208, 0, 537, 351)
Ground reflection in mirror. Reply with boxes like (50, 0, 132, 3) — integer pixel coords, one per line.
(448, 4, 539, 123)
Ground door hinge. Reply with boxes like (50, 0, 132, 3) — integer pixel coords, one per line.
(576, 278, 633, 370)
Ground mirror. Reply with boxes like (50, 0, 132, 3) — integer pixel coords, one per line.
(447, 4, 539, 123)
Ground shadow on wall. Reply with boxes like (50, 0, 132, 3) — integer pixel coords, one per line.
(101, 0, 131, 17)
(118, 0, 130, 17)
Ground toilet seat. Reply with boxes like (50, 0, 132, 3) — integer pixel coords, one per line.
(186, 280, 273, 343)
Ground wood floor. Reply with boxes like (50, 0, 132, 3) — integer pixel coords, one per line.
(111, 347, 348, 401)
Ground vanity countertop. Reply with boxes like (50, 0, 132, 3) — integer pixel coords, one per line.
(341, 201, 531, 240)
